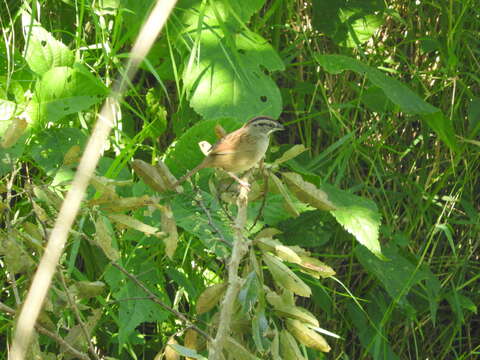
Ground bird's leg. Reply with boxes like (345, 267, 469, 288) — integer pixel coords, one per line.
(226, 172, 251, 190)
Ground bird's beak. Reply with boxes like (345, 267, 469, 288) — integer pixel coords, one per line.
(277, 122, 285, 131)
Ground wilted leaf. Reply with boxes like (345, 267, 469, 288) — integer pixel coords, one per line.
(169, 343, 207, 360)
(160, 204, 178, 259)
(99, 195, 153, 212)
(269, 172, 300, 217)
(72, 281, 106, 299)
(299, 256, 336, 279)
(254, 228, 282, 240)
(184, 329, 199, 360)
(263, 253, 311, 297)
(63, 145, 81, 166)
(283, 172, 336, 211)
(0, 232, 34, 274)
(272, 145, 307, 166)
(274, 304, 319, 327)
(164, 338, 180, 360)
(62, 309, 102, 358)
(286, 319, 331, 353)
(196, 282, 227, 315)
(94, 216, 120, 261)
(108, 213, 164, 238)
(256, 237, 302, 264)
(1, 117, 28, 148)
(132, 159, 168, 193)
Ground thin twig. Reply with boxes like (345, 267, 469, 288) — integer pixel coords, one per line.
(111, 262, 211, 341)
(9, 1, 178, 359)
(250, 168, 270, 230)
(58, 272, 102, 360)
(208, 176, 250, 360)
(193, 187, 232, 248)
(0, 302, 90, 360)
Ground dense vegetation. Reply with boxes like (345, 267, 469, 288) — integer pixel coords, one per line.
(1, 0, 478, 359)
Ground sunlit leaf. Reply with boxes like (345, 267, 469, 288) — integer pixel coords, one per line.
(22, 14, 75, 75)
(28, 64, 107, 127)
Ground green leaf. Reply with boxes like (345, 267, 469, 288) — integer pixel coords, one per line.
(467, 97, 480, 135)
(179, 0, 265, 29)
(104, 260, 170, 347)
(0, 100, 16, 123)
(445, 291, 477, 325)
(315, 54, 458, 151)
(238, 271, 260, 313)
(30, 127, 86, 174)
(22, 17, 74, 75)
(252, 306, 270, 352)
(182, 26, 283, 120)
(0, 135, 27, 176)
(169, 344, 208, 359)
(326, 183, 383, 259)
(27, 64, 107, 127)
(355, 243, 441, 321)
(170, 190, 233, 257)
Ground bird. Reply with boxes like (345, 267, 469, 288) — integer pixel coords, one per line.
(172, 116, 284, 188)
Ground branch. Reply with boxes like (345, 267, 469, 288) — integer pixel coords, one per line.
(208, 178, 250, 360)
(59, 272, 102, 360)
(111, 262, 211, 341)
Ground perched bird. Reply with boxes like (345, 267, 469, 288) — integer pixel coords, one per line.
(173, 116, 284, 188)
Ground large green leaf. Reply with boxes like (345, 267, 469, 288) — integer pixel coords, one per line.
(355, 242, 441, 322)
(315, 54, 458, 151)
(104, 259, 170, 348)
(22, 15, 75, 75)
(30, 127, 86, 175)
(177, 0, 283, 121)
(27, 64, 107, 127)
(179, 0, 265, 29)
(183, 30, 284, 121)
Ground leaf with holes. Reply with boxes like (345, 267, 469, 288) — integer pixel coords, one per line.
(22, 15, 74, 75)
(183, 28, 284, 121)
(27, 64, 107, 127)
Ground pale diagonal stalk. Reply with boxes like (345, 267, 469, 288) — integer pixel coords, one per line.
(9, 1, 178, 359)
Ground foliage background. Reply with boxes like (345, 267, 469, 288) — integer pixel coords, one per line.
(1, 0, 479, 359)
